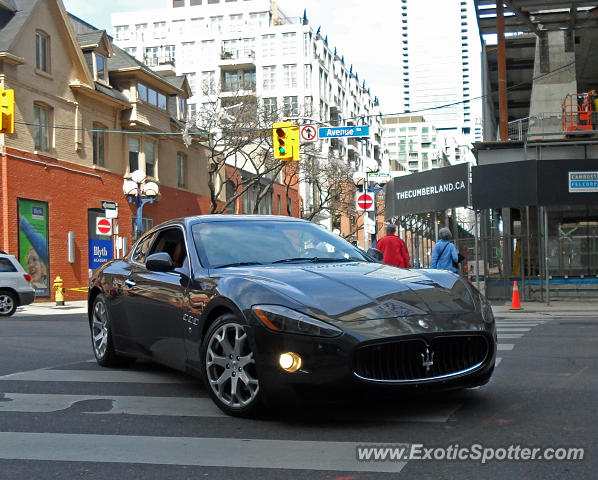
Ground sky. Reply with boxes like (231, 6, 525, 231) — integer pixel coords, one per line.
(61, 0, 420, 114)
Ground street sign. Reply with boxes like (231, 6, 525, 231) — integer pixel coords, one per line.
(367, 172, 391, 183)
(88, 238, 113, 270)
(300, 125, 318, 142)
(356, 192, 375, 211)
(102, 200, 118, 210)
(96, 217, 112, 236)
(318, 125, 370, 139)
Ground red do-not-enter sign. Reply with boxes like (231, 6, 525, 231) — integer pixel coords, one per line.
(356, 192, 374, 211)
(96, 217, 112, 236)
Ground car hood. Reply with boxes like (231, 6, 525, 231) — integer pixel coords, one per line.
(215, 262, 484, 337)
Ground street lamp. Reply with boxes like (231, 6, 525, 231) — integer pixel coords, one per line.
(122, 170, 160, 240)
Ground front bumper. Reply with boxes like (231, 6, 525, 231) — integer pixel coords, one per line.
(252, 326, 497, 401)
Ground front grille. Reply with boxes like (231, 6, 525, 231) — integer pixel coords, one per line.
(354, 335, 489, 382)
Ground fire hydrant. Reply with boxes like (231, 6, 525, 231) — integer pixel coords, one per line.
(53, 276, 65, 306)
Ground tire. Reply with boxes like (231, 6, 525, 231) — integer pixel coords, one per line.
(91, 294, 132, 367)
(0, 291, 17, 317)
(201, 313, 263, 417)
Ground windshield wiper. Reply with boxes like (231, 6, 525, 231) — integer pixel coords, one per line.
(272, 257, 361, 264)
(213, 261, 264, 268)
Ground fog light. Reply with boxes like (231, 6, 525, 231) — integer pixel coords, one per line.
(279, 352, 302, 372)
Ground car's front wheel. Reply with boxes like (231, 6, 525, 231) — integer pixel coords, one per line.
(91, 294, 132, 367)
(0, 291, 17, 317)
(201, 313, 262, 417)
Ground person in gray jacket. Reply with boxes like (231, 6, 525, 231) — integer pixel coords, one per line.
(431, 227, 459, 273)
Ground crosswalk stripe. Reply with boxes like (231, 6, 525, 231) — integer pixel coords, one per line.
(0, 369, 192, 384)
(497, 344, 514, 351)
(0, 392, 460, 423)
(0, 432, 408, 473)
(497, 334, 524, 339)
(495, 357, 502, 366)
(496, 327, 531, 332)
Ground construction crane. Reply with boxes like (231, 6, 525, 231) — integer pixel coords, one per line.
(562, 90, 597, 135)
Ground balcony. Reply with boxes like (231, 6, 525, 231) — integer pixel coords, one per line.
(219, 49, 256, 70)
(143, 55, 176, 76)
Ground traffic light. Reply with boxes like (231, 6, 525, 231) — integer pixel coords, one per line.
(273, 121, 300, 161)
(0, 89, 14, 135)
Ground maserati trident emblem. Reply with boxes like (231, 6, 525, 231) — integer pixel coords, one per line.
(420, 347, 434, 372)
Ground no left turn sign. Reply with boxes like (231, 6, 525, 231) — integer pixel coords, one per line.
(300, 125, 317, 142)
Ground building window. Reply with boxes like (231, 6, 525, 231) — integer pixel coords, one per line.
(177, 152, 186, 187)
(283, 64, 297, 88)
(35, 31, 50, 73)
(229, 14, 243, 32)
(95, 53, 107, 81)
(190, 0, 202, 5)
(304, 65, 312, 89)
(210, 16, 223, 33)
(283, 96, 298, 116)
(33, 103, 51, 152)
(124, 47, 137, 57)
(303, 33, 310, 57)
(262, 34, 275, 57)
(137, 82, 167, 110)
(92, 123, 105, 166)
(201, 71, 215, 94)
(115, 25, 129, 41)
(128, 138, 140, 172)
(135, 23, 147, 41)
(145, 140, 156, 177)
(153, 22, 166, 39)
(250, 12, 268, 29)
(263, 97, 277, 118)
(263, 66, 276, 90)
(177, 96, 186, 121)
(282, 32, 296, 56)
(223, 71, 239, 92)
(173, 0, 185, 7)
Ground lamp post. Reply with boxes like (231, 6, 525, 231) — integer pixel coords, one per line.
(122, 170, 160, 241)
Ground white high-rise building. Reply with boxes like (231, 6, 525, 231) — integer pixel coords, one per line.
(111, 0, 383, 223)
(399, 0, 483, 162)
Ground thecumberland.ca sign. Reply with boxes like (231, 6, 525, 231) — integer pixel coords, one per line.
(385, 163, 470, 217)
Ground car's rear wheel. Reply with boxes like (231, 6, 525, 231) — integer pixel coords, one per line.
(201, 314, 262, 417)
(0, 291, 17, 317)
(91, 294, 132, 367)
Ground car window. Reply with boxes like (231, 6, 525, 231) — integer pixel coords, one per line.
(132, 233, 155, 264)
(0, 258, 17, 272)
(192, 220, 368, 267)
(148, 228, 187, 269)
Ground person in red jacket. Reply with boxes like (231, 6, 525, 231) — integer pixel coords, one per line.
(375, 224, 410, 268)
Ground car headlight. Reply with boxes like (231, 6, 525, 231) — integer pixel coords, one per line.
(253, 305, 342, 337)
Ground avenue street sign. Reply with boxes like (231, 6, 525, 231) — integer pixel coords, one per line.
(356, 192, 375, 212)
(300, 125, 318, 142)
(318, 125, 370, 139)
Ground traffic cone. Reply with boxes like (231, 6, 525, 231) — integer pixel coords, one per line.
(509, 281, 523, 310)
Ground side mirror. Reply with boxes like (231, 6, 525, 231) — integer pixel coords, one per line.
(146, 252, 174, 272)
(367, 247, 384, 262)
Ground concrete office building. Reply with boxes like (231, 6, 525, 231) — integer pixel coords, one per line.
(111, 0, 384, 230)
(399, 0, 483, 163)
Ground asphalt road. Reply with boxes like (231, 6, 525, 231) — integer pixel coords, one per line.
(0, 309, 596, 479)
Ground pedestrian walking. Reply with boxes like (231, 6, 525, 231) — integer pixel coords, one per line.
(375, 224, 410, 268)
(431, 227, 459, 273)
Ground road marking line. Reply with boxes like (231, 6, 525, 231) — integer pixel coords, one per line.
(0, 369, 192, 384)
(497, 344, 514, 351)
(496, 328, 531, 332)
(0, 392, 459, 423)
(0, 432, 408, 473)
(497, 334, 524, 339)
(495, 357, 502, 367)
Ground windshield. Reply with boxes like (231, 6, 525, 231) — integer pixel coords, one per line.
(192, 220, 369, 268)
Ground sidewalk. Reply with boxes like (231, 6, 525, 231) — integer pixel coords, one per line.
(492, 299, 598, 317)
(15, 300, 88, 316)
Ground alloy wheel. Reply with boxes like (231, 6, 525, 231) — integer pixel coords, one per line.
(205, 322, 259, 409)
(92, 299, 109, 359)
(0, 294, 15, 315)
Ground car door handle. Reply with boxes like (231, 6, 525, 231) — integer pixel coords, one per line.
(124, 279, 136, 287)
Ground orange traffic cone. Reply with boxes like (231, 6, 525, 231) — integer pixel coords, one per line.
(509, 281, 523, 310)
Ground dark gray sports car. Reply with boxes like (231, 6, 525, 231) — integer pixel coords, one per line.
(88, 215, 496, 416)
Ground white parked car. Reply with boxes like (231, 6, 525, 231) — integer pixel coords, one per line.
(0, 251, 36, 316)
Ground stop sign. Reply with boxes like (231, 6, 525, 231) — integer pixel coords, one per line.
(356, 192, 374, 211)
(96, 217, 112, 236)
